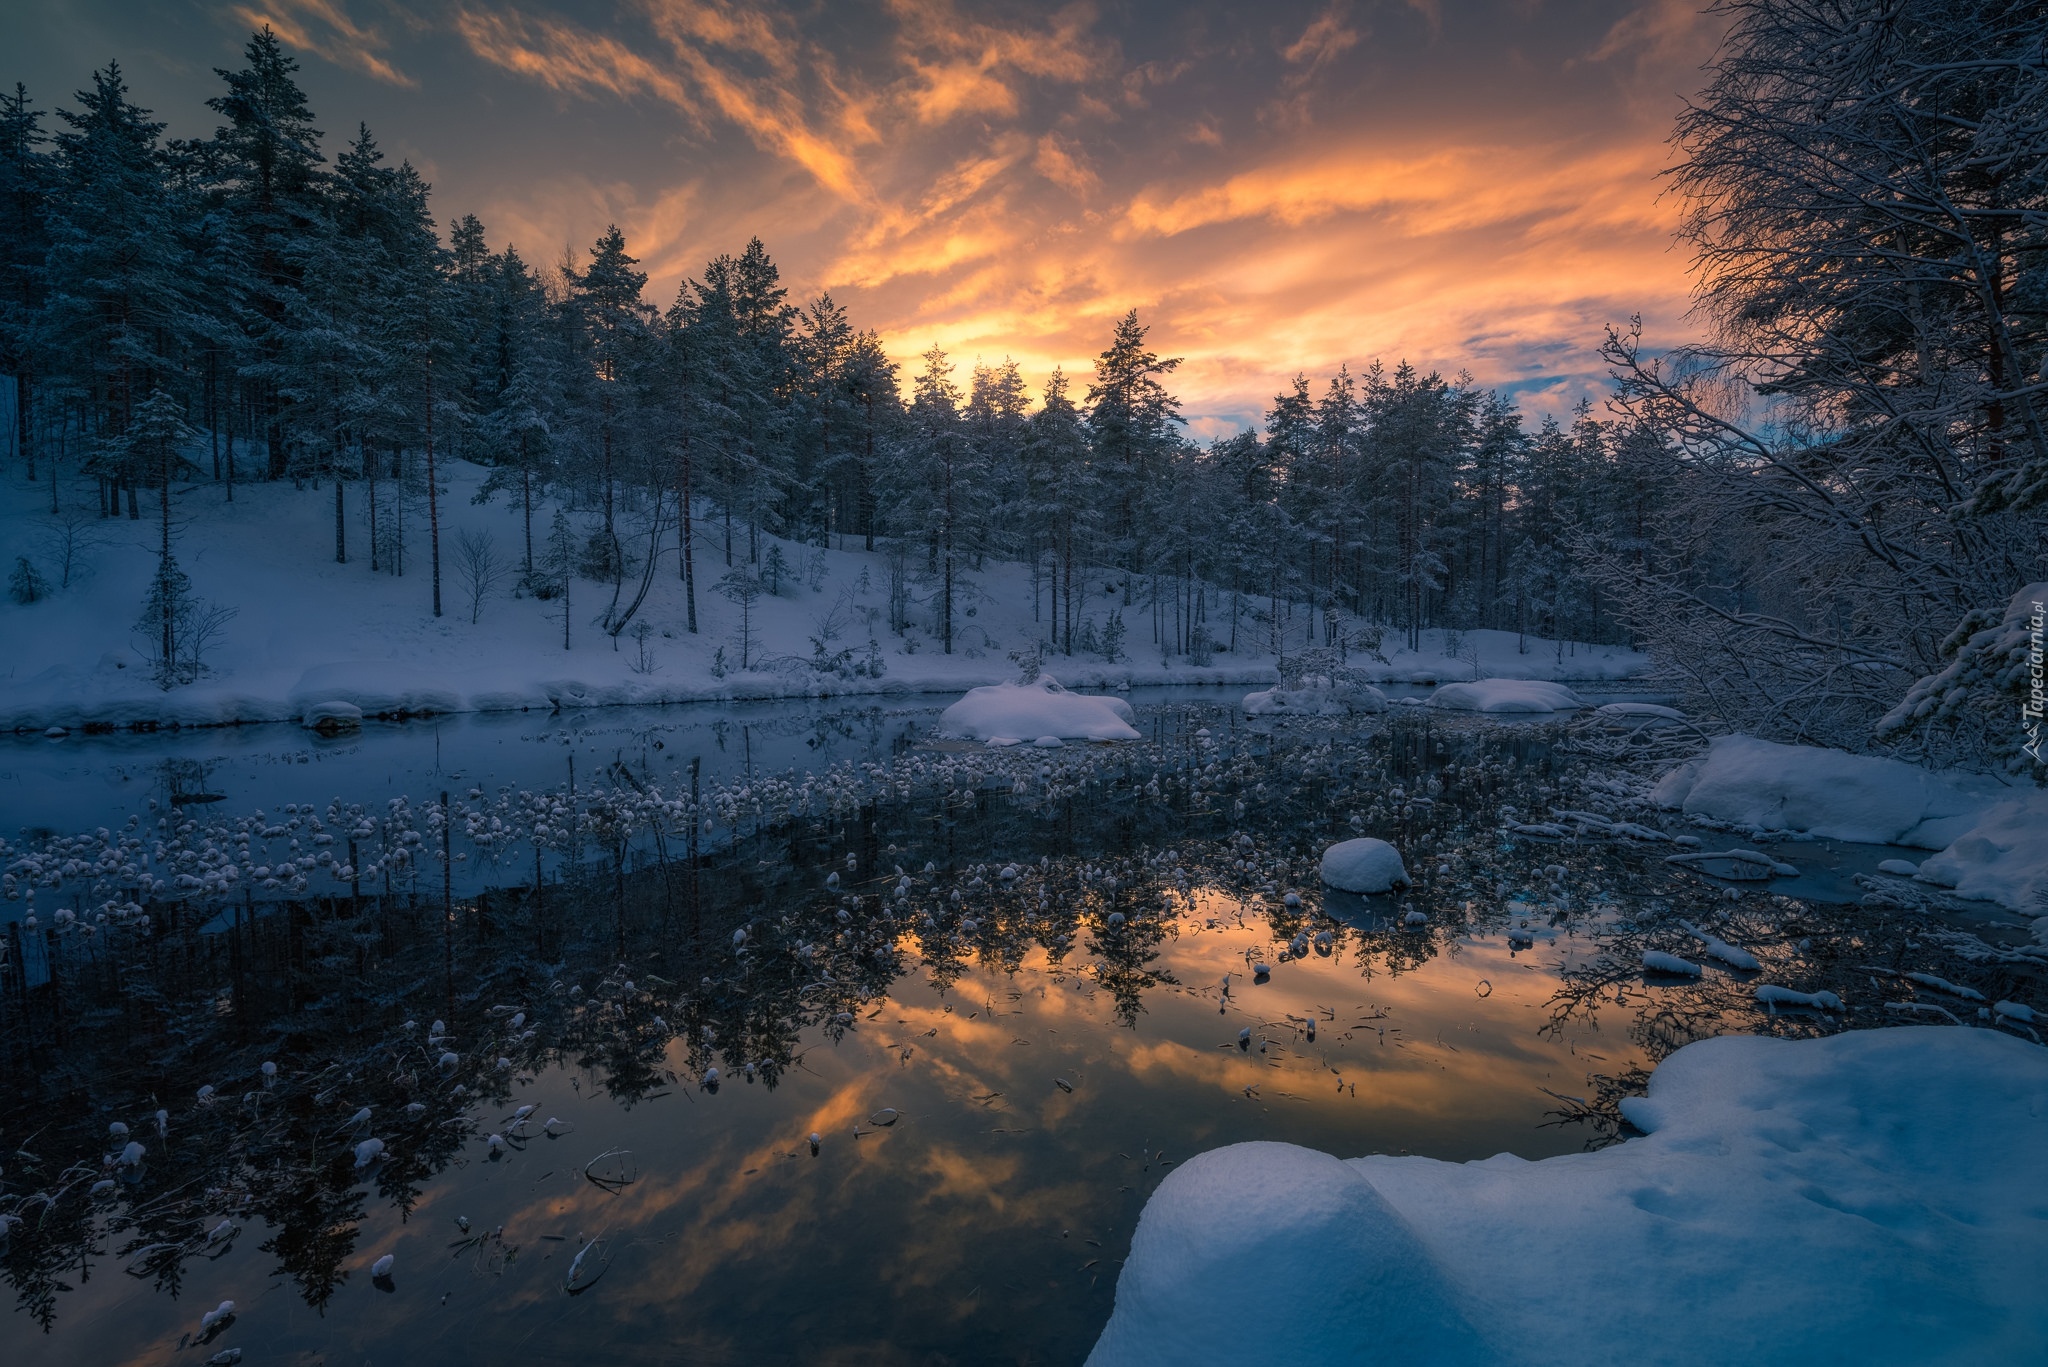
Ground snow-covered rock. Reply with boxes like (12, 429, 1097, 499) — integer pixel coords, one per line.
(937, 675, 1139, 743)
(1426, 680, 1584, 713)
(1651, 734, 2004, 848)
(1242, 682, 1388, 717)
(1089, 1027, 2048, 1367)
(1319, 838, 1409, 893)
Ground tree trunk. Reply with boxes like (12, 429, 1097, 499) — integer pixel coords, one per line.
(426, 360, 442, 617)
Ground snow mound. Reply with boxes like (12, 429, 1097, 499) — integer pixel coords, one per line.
(1915, 792, 2048, 909)
(1651, 734, 2004, 848)
(1319, 838, 1409, 893)
(937, 676, 1139, 743)
(1089, 1027, 2048, 1367)
(1426, 680, 1584, 713)
(1242, 683, 1388, 717)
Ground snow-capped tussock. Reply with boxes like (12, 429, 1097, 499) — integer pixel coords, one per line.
(1319, 838, 1409, 894)
(937, 676, 1139, 743)
(1651, 734, 2005, 848)
(1089, 1028, 2048, 1367)
(1426, 680, 1584, 713)
(1242, 682, 1387, 717)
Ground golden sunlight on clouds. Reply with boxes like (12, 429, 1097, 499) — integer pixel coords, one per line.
(285, 0, 1723, 425)
(232, 0, 413, 86)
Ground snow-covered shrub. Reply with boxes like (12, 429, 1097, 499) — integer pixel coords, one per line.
(9, 556, 50, 605)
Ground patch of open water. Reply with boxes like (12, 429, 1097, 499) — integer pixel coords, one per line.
(1, 699, 2034, 1365)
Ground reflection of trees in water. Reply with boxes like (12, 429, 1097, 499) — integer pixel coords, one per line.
(14, 710, 1870, 1332)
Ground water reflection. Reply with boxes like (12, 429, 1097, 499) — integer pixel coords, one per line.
(2, 709, 2027, 1365)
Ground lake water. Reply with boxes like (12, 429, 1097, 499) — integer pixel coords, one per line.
(0, 691, 2019, 1365)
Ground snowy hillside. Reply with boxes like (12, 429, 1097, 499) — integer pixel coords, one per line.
(0, 463, 1647, 731)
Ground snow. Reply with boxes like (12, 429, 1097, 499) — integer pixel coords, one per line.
(1089, 1027, 2048, 1367)
(1426, 679, 1585, 713)
(1640, 949, 1702, 975)
(1242, 682, 1387, 716)
(1593, 700, 1686, 722)
(1355, 629, 1647, 685)
(1651, 735, 2047, 910)
(1650, 734, 2004, 847)
(1915, 793, 2048, 911)
(1319, 838, 1410, 894)
(0, 463, 1645, 732)
(935, 676, 1139, 743)
(299, 699, 363, 730)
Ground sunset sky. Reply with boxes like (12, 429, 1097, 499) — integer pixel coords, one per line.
(7, 0, 1727, 435)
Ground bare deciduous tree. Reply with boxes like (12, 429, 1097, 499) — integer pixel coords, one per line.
(455, 528, 506, 625)
(1588, 0, 2048, 758)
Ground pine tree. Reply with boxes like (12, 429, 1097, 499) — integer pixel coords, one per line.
(206, 27, 327, 480)
(1086, 310, 1183, 579)
(566, 225, 652, 566)
(46, 64, 193, 520)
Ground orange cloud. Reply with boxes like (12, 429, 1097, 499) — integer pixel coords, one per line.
(235, 0, 414, 86)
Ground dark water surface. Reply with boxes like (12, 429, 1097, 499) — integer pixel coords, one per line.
(2, 699, 2020, 1366)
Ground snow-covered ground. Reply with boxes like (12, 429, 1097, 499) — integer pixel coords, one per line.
(1089, 1026, 2048, 1367)
(0, 464, 1649, 731)
(1653, 734, 2048, 912)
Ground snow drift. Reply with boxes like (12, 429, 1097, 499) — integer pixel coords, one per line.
(1088, 1026, 2048, 1367)
(1915, 792, 2048, 910)
(936, 676, 1139, 743)
(1651, 734, 2002, 847)
(1426, 680, 1584, 713)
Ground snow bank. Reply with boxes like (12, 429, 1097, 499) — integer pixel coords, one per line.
(1089, 1027, 2048, 1367)
(1593, 700, 1686, 722)
(936, 676, 1139, 743)
(1651, 734, 2005, 847)
(1651, 736, 2048, 911)
(1242, 682, 1387, 717)
(1354, 628, 1647, 685)
(1916, 792, 2048, 909)
(1426, 679, 1584, 713)
(1319, 838, 1409, 893)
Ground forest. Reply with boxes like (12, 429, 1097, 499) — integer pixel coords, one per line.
(2, 0, 2043, 776)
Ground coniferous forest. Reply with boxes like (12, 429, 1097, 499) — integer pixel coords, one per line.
(3, 4, 2044, 776)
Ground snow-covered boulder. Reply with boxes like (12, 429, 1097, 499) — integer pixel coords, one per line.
(1916, 792, 2048, 910)
(301, 700, 364, 731)
(937, 675, 1139, 743)
(1426, 680, 1585, 713)
(1088, 1027, 2048, 1367)
(1320, 838, 1409, 894)
(1651, 734, 2003, 848)
(1242, 683, 1388, 717)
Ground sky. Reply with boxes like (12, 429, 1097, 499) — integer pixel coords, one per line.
(6, 0, 1727, 436)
